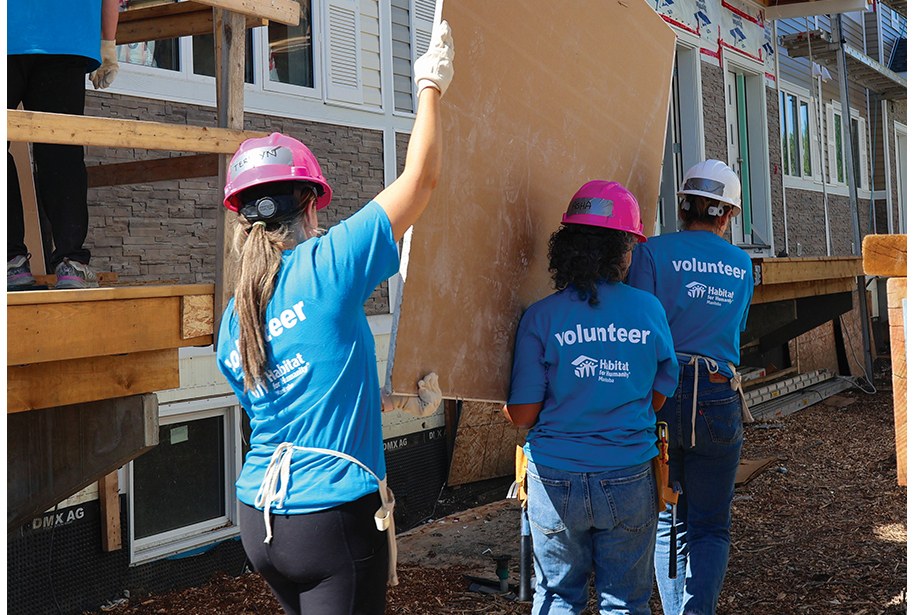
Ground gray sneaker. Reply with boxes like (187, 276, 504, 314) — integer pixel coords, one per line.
(7, 254, 37, 289)
(55, 258, 99, 289)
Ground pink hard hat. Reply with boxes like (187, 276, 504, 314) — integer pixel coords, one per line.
(223, 132, 333, 212)
(561, 181, 646, 242)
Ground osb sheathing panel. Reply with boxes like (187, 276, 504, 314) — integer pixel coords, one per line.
(448, 401, 527, 486)
(388, 0, 676, 402)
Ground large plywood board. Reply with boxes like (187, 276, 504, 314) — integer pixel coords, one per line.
(388, 0, 677, 402)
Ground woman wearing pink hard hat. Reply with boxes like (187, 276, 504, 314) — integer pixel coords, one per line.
(215, 21, 454, 615)
(504, 181, 679, 615)
(628, 160, 755, 615)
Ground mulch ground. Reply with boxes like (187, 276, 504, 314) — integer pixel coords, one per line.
(86, 373, 906, 615)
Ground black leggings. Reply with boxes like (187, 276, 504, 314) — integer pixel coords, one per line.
(239, 493, 388, 615)
(8, 54, 91, 267)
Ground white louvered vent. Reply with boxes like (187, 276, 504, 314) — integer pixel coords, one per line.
(412, 0, 436, 62)
(329, 6, 358, 87)
(325, 0, 363, 104)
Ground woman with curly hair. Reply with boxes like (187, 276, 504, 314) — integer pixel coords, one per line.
(503, 181, 679, 615)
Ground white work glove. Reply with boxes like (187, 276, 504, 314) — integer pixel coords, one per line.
(90, 40, 119, 89)
(413, 21, 454, 97)
(391, 373, 443, 417)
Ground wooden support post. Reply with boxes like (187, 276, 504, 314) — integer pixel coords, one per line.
(863, 234, 907, 486)
(98, 472, 122, 552)
(887, 278, 907, 486)
(213, 9, 247, 346)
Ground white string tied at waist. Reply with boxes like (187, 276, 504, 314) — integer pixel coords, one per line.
(254, 442, 399, 585)
(678, 354, 754, 449)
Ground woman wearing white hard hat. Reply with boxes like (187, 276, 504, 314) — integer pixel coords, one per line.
(215, 21, 454, 615)
(627, 160, 755, 615)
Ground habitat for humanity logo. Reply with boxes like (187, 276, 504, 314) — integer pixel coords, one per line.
(686, 281, 707, 298)
(685, 280, 734, 306)
(572, 355, 599, 378)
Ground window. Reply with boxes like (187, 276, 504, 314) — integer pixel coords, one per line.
(128, 396, 243, 564)
(115, 1, 323, 98)
(192, 31, 256, 84)
(118, 39, 180, 71)
(779, 90, 815, 179)
(828, 104, 868, 189)
(834, 112, 845, 183)
(268, 2, 315, 88)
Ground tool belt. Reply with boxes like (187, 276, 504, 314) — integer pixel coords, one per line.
(256, 443, 399, 586)
(507, 445, 529, 506)
(677, 354, 754, 449)
(653, 422, 680, 513)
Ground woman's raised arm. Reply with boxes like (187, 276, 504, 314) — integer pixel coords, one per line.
(374, 21, 454, 241)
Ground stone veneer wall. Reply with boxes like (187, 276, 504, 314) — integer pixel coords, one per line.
(83, 91, 390, 316)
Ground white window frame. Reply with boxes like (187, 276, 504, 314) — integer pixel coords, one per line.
(894, 121, 907, 234)
(658, 41, 704, 236)
(127, 395, 243, 566)
(722, 52, 774, 256)
(779, 83, 822, 187)
(105, 2, 408, 128)
(826, 100, 869, 191)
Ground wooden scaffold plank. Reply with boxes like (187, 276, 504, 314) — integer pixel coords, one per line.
(8, 349, 180, 414)
(194, 0, 300, 25)
(8, 110, 266, 154)
(87, 154, 219, 188)
(117, 2, 266, 45)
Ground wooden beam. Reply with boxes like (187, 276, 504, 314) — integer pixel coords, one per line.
(8, 349, 179, 413)
(119, 1, 204, 22)
(862, 234, 907, 278)
(214, 9, 247, 347)
(8, 110, 267, 154)
(8, 290, 213, 365)
(87, 154, 219, 188)
(117, 8, 266, 46)
(7, 394, 158, 532)
(98, 472, 122, 552)
(887, 277, 907, 486)
(7, 283, 214, 306)
(194, 0, 300, 25)
(750, 277, 856, 305)
(753, 256, 864, 285)
(31, 272, 119, 286)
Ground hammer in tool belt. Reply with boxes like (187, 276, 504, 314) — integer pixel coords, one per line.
(653, 422, 682, 578)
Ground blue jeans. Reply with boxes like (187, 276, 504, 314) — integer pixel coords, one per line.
(654, 364, 744, 615)
(527, 459, 657, 615)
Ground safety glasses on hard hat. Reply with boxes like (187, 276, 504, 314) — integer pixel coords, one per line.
(681, 177, 726, 196)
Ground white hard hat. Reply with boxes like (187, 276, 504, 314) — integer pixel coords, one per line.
(678, 160, 741, 216)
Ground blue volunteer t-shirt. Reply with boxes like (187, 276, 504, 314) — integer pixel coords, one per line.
(217, 201, 399, 514)
(627, 230, 754, 376)
(508, 282, 679, 473)
(8, 1, 103, 72)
